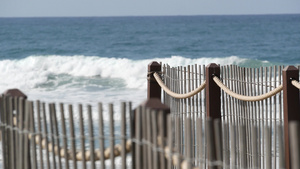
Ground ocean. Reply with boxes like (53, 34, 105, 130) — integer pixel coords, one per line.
(0, 14, 299, 168)
(0, 14, 299, 109)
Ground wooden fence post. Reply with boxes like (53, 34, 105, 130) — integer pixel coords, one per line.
(132, 98, 170, 169)
(2, 89, 29, 169)
(283, 66, 300, 169)
(205, 63, 221, 168)
(206, 63, 221, 120)
(148, 61, 161, 100)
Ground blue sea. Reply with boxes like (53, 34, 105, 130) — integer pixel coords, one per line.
(0, 14, 299, 109)
(0, 14, 299, 168)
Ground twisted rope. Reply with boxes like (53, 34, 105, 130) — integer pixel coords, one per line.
(0, 117, 131, 161)
(213, 76, 283, 102)
(292, 80, 300, 89)
(153, 72, 206, 99)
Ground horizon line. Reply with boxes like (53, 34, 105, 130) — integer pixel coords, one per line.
(1, 12, 300, 19)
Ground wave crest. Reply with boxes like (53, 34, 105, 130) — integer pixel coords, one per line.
(0, 55, 270, 92)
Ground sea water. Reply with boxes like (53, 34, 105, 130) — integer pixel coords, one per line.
(0, 15, 299, 107)
(0, 14, 299, 167)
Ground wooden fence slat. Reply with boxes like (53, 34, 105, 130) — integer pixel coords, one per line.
(78, 104, 87, 169)
(29, 101, 38, 169)
(68, 104, 77, 169)
(279, 66, 283, 125)
(3, 97, 9, 169)
(135, 106, 142, 169)
(167, 115, 173, 169)
(265, 126, 271, 169)
(263, 67, 267, 169)
(163, 64, 166, 104)
(98, 103, 105, 169)
(59, 103, 69, 169)
(141, 107, 147, 169)
(270, 66, 277, 168)
(14, 97, 20, 169)
(195, 64, 199, 119)
(8, 97, 15, 169)
(258, 67, 262, 168)
(88, 105, 96, 169)
(180, 66, 184, 155)
(36, 100, 45, 169)
(4, 97, 10, 169)
(225, 66, 231, 124)
(176, 116, 181, 169)
(109, 103, 115, 169)
(251, 126, 258, 168)
(159, 110, 166, 169)
(273, 66, 277, 169)
(42, 102, 51, 169)
(245, 67, 251, 168)
(23, 101, 30, 169)
(196, 117, 203, 169)
(146, 108, 153, 169)
(0, 97, 7, 169)
(230, 124, 236, 167)
(268, 66, 272, 169)
(52, 103, 62, 169)
(231, 65, 236, 126)
(152, 110, 158, 169)
(191, 65, 196, 163)
(121, 102, 127, 169)
(278, 125, 285, 169)
(223, 123, 229, 169)
(186, 117, 192, 169)
(49, 103, 57, 169)
(239, 124, 247, 168)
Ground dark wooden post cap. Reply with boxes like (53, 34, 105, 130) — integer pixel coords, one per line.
(206, 63, 220, 77)
(147, 61, 162, 100)
(283, 65, 298, 72)
(2, 88, 27, 99)
(142, 98, 170, 113)
(148, 61, 161, 71)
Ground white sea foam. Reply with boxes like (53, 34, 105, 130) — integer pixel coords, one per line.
(0, 55, 263, 109)
(0, 55, 248, 90)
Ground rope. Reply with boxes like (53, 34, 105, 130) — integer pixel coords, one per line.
(153, 72, 206, 99)
(292, 80, 300, 89)
(0, 116, 132, 161)
(213, 76, 283, 102)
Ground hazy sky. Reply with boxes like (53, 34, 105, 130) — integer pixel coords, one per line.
(1, 0, 300, 17)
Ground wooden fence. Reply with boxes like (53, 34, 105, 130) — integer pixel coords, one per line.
(0, 96, 133, 169)
(1, 62, 300, 169)
(149, 62, 300, 169)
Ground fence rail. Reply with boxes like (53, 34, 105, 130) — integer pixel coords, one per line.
(1, 62, 300, 169)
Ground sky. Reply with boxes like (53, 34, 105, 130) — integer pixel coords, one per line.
(0, 0, 300, 17)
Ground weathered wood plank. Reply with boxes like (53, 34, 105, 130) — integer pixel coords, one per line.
(88, 105, 96, 169)
(78, 104, 86, 169)
(109, 103, 115, 169)
(29, 101, 37, 169)
(49, 103, 57, 169)
(59, 103, 69, 169)
(68, 104, 77, 169)
(42, 102, 51, 169)
(36, 100, 45, 169)
(98, 103, 105, 169)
